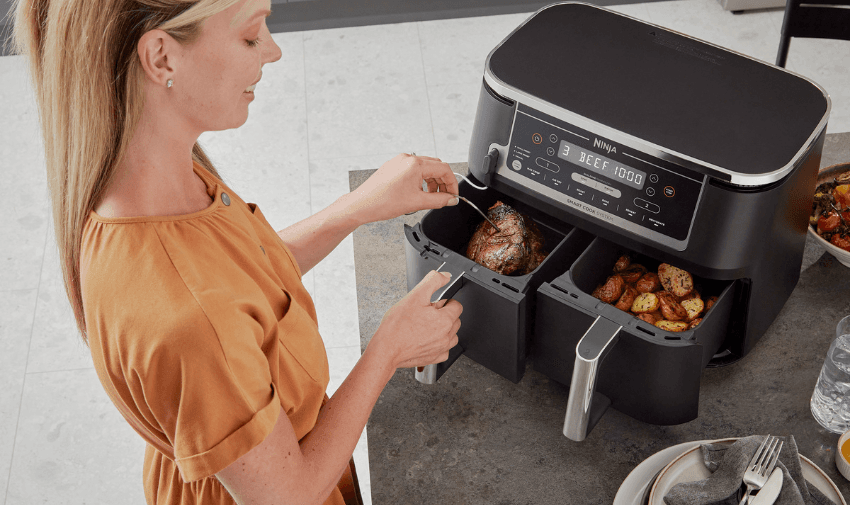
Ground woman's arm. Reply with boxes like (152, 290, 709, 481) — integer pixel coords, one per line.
(277, 154, 459, 274)
(216, 271, 463, 504)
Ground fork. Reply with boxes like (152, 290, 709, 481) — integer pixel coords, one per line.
(739, 435, 784, 505)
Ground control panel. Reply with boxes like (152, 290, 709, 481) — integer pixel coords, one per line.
(499, 105, 705, 247)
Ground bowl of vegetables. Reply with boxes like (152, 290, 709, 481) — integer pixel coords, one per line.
(809, 162, 850, 267)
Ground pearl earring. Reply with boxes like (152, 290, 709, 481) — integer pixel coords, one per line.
(166, 79, 173, 88)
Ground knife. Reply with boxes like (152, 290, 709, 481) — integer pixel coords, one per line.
(750, 467, 783, 505)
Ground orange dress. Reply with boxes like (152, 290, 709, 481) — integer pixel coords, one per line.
(81, 162, 346, 505)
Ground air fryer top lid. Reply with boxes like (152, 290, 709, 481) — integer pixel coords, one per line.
(485, 3, 829, 180)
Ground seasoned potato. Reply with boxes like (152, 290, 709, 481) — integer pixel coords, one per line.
(591, 285, 604, 299)
(637, 312, 661, 324)
(680, 298, 704, 322)
(594, 275, 625, 303)
(635, 272, 661, 293)
(677, 289, 701, 302)
(597, 254, 715, 330)
(658, 263, 694, 298)
(655, 320, 690, 332)
(657, 291, 688, 321)
(615, 286, 639, 312)
(631, 292, 660, 313)
(619, 264, 647, 284)
(613, 255, 631, 272)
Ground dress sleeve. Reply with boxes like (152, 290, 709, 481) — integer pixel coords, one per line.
(131, 304, 281, 482)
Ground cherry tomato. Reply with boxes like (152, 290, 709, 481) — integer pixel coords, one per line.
(831, 233, 850, 252)
(818, 211, 841, 233)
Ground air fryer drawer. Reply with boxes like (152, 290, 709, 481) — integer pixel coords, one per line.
(416, 179, 572, 269)
(533, 237, 735, 425)
(405, 179, 594, 383)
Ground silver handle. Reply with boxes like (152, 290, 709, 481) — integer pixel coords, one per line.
(414, 362, 438, 384)
(415, 344, 465, 385)
(415, 263, 465, 385)
(428, 263, 465, 304)
(563, 315, 622, 441)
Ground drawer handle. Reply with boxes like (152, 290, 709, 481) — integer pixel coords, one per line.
(563, 315, 621, 441)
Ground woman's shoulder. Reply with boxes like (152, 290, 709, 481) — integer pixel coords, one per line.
(80, 217, 208, 335)
(80, 218, 255, 366)
(79, 208, 276, 346)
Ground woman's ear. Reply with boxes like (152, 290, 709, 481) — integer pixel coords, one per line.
(137, 29, 176, 87)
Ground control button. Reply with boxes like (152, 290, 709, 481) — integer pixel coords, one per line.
(546, 147, 556, 156)
(634, 198, 660, 214)
(571, 172, 593, 187)
(596, 183, 622, 199)
(549, 134, 558, 143)
(664, 186, 675, 197)
(535, 157, 560, 173)
(570, 173, 622, 198)
(221, 193, 231, 206)
(646, 187, 655, 197)
(511, 160, 522, 171)
(532, 133, 543, 144)
(650, 174, 659, 183)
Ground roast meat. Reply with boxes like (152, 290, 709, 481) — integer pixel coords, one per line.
(465, 201, 547, 275)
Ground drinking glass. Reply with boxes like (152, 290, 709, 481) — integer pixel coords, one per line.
(811, 315, 850, 433)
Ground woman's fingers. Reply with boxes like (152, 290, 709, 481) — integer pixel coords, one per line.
(425, 178, 438, 193)
(431, 297, 463, 316)
(440, 298, 463, 318)
(412, 270, 452, 305)
(352, 152, 462, 223)
(405, 154, 442, 163)
(412, 157, 459, 195)
(449, 318, 461, 339)
(377, 271, 464, 368)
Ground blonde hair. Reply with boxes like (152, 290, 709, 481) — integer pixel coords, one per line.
(9, 0, 242, 343)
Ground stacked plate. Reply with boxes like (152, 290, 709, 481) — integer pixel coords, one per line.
(614, 439, 847, 505)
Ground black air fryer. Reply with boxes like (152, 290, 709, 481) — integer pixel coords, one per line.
(404, 2, 830, 440)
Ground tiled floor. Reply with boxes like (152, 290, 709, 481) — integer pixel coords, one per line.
(1, 1, 848, 503)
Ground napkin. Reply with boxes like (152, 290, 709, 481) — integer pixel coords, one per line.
(663, 435, 836, 505)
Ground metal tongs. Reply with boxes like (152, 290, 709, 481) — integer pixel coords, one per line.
(451, 194, 501, 233)
(414, 169, 499, 231)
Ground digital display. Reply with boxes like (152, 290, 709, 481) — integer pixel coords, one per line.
(558, 140, 646, 190)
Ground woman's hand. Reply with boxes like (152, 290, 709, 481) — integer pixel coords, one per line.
(349, 153, 460, 224)
(276, 154, 459, 275)
(369, 270, 463, 369)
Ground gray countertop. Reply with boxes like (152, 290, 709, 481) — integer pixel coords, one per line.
(351, 132, 850, 504)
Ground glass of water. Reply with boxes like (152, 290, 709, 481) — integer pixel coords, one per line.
(812, 315, 850, 434)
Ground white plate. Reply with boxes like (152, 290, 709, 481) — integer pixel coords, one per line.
(613, 440, 705, 505)
(647, 439, 847, 505)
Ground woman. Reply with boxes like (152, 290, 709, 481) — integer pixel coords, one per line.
(11, 0, 463, 503)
